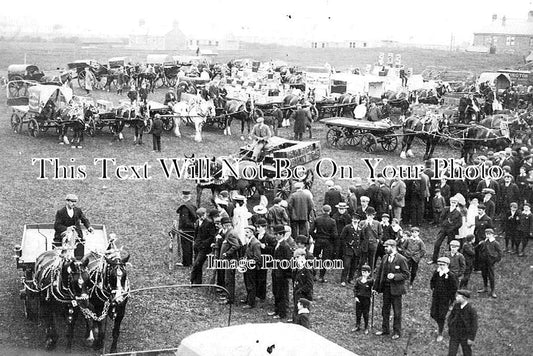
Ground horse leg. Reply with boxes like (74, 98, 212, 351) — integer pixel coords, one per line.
(43, 300, 58, 350)
(139, 130, 143, 145)
(65, 307, 77, 352)
(174, 117, 181, 137)
(109, 304, 127, 354)
(194, 119, 202, 142)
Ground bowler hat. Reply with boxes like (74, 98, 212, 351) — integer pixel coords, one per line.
(298, 298, 311, 309)
(220, 217, 232, 225)
(361, 264, 371, 272)
(322, 204, 332, 213)
(335, 202, 349, 209)
(366, 207, 376, 216)
(256, 218, 268, 227)
(273, 225, 285, 234)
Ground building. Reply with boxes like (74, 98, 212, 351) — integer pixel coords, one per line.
(128, 21, 187, 51)
(473, 12, 533, 54)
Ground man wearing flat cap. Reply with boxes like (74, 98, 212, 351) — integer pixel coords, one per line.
(447, 290, 478, 356)
(473, 203, 493, 271)
(430, 257, 458, 342)
(373, 239, 410, 340)
(54, 194, 93, 258)
(250, 116, 271, 161)
(430, 197, 463, 265)
(176, 191, 197, 267)
(476, 228, 502, 298)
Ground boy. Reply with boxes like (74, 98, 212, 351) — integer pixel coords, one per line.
(503, 202, 520, 253)
(432, 188, 446, 225)
(293, 298, 311, 329)
(517, 202, 533, 256)
(352, 264, 374, 334)
(292, 248, 314, 320)
(459, 234, 475, 288)
(448, 290, 478, 356)
(446, 240, 466, 281)
(401, 227, 426, 287)
(430, 257, 458, 342)
(476, 229, 503, 298)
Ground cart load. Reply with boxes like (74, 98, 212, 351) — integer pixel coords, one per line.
(7, 64, 45, 82)
(109, 57, 133, 68)
(176, 323, 358, 356)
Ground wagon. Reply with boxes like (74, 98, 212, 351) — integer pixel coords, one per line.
(146, 54, 180, 87)
(7, 64, 45, 82)
(236, 136, 321, 199)
(14, 223, 108, 320)
(9, 84, 73, 137)
(317, 101, 357, 120)
(321, 117, 400, 153)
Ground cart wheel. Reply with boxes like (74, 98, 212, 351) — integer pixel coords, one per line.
(325, 128, 342, 148)
(244, 184, 257, 199)
(275, 179, 293, 200)
(344, 130, 362, 147)
(162, 118, 175, 131)
(361, 133, 377, 153)
(28, 118, 39, 138)
(381, 136, 398, 152)
(144, 118, 154, 133)
(77, 71, 86, 88)
(11, 113, 22, 133)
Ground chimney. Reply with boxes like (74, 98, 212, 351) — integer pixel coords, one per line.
(502, 16, 506, 26)
(492, 14, 497, 22)
(529, 10, 533, 22)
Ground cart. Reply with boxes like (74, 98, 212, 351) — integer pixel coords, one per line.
(236, 136, 321, 199)
(7, 64, 45, 82)
(9, 84, 73, 137)
(14, 224, 109, 320)
(321, 117, 401, 153)
(146, 55, 180, 88)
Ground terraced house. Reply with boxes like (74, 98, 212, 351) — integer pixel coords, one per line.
(473, 11, 533, 54)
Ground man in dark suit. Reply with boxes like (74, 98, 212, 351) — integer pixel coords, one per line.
(429, 197, 463, 264)
(191, 208, 219, 285)
(268, 225, 293, 319)
(176, 191, 197, 266)
(373, 239, 410, 340)
(54, 194, 93, 258)
(152, 114, 163, 152)
(243, 226, 261, 309)
(340, 213, 362, 285)
(473, 203, 493, 271)
(290, 104, 312, 141)
(356, 195, 372, 220)
(323, 180, 343, 216)
(447, 290, 478, 356)
(480, 189, 496, 219)
(360, 207, 382, 273)
(310, 205, 338, 283)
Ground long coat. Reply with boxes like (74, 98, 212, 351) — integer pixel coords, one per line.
(291, 109, 311, 134)
(430, 270, 458, 322)
(340, 223, 362, 256)
(391, 180, 406, 208)
(288, 190, 314, 221)
(374, 252, 410, 295)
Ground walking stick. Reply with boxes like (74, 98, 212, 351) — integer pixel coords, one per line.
(370, 292, 375, 330)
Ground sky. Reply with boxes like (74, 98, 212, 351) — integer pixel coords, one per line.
(0, 0, 530, 44)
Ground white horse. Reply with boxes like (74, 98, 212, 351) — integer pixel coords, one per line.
(171, 97, 215, 142)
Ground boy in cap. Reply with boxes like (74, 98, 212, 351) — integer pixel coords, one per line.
(446, 240, 465, 281)
(401, 227, 426, 287)
(54, 194, 93, 259)
(373, 239, 410, 340)
(517, 202, 533, 256)
(292, 248, 314, 321)
(476, 229, 502, 298)
(340, 213, 363, 286)
(293, 298, 311, 329)
(352, 264, 373, 334)
(459, 234, 475, 288)
(430, 257, 458, 342)
(503, 202, 520, 253)
(432, 188, 446, 225)
(447, 290, 478, 356)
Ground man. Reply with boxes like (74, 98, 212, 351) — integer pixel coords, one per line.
(476, 228, 503, 298)
(340, 213, 362, 286)
(267, 197, 289, 227)
(430, 257, 459, 342)
(291, 103, 312, 141)
(332, 202, 351, 259)
(54, 194, 93, 259)
(152, 114, 163, 152)
(499, 174, 519, 217)
(517, 202, 533, 256)
(268, 225, 293, 320)
(356, 195, 372, 220)
(292, 248, 314, 320)
(378, 177, 392, 218)
(176, 191, 197, 267)
(164, 89, 177, 107)
(429, 196, 463, 265)
(446, 240, 466, 281)
(250, 117, 271, 161)
(360, 207, 382, 273)
(270, 104, 283, 136)
(473, 203, 493, 270)
(391, 177, 406, 222)
(256, 218, 277, 302)
(481, 189, 496, 219)
(287, 182, 315, 238)
(373, 239, 410, 340)
(219, 221, 242, 305)
(310, 205, 338, 283)
(243, 225, 261, 309)
(447, 290, 478, 356)
(191, 208, 218, 285)
(323, 180, 343, 216)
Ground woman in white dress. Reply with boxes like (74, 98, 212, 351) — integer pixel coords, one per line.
(232, 195, 252, 245)
(453, 193, 469, 244)
(464, 196, 479, 237)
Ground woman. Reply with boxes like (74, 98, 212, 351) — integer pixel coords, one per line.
(464, 196, 479, 236)
(232, 195, 252, 245)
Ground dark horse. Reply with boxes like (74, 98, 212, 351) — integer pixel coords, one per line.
(58, 105, 88, 148)
(116, 103, 151, 144)
(32, 235, 93, 351)
(400, 114, 446, 161)
(383, 90, 410, 117)
(83, 249, 130, 353)
(337, 93, 358, 117)
(223, 99, 257, 138)
(461, 125, 512, 164)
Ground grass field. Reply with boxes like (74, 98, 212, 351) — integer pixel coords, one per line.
(0, 42, 532, 356)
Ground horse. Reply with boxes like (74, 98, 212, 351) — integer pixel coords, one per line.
(172, 97, 215, 142)
(115, 103, 150, 145)
(58, 104, 88, 148)
(383, 90, 410, 117)
(337, 93, 358, 117)
(32, 227, 93, 351)
(479, 113, 529, 141)
(461, 125, 512, 164)
(222, 99, 255, 138)
(400, 113, 447, 161)
(83, 248, 130, 353)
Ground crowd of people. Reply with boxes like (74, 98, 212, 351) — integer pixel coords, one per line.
(173, 145, 532, 354)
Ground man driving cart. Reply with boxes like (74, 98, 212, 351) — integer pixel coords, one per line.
(54, 193, 93, 259)
(250, 116, 272, 161)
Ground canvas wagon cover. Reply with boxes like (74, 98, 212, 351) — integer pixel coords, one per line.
(176, 323, 357, 356)
(28, 85, 73, 112)
(8, 64, 39, 75)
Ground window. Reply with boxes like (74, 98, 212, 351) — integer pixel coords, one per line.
(506, 36, 515, 46)
(492, 36, 498, 43)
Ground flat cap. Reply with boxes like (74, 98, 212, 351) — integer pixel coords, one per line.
(485, 228, 495, 234)
(65, 194, 78, 201)
(456, 289, 471, 298)
(437, 257, 450, 264)
(383, 239, 397, 247)
(450, 240, 460, 247)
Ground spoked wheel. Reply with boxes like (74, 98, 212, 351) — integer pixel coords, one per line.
(326, 128, 343, 148)
(162, 118, 175, 131)
(144, 118, 154, 133)
(343, 131, 362, 148)
(381, 135, 398, 152)
(275, 179, 293, 200)
(361, 133, 377, 153)
(28, 118, 39, 138)
(77, 71, 86, 88)
(11, 113, 22, 133)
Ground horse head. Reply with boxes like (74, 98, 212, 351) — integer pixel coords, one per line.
(104, 252, 130, 305)
(62, 257, 91, 302)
